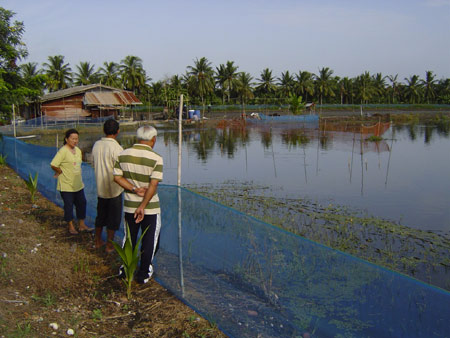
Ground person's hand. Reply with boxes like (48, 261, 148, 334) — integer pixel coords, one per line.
(134, 206, 145, 223)
(53, 171, 61, 178)
(135, 187, 147, 197)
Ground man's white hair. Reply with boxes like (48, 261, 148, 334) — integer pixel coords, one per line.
(137, 125, 157, 141)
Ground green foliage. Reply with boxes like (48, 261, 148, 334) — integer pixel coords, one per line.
(11, 321, 32, 337)
(24, 172, 38, 203)
(0, 154, 7, 165)
(0, 7, 30, 108)
(366, 135, 383, 142)
(289, 94, 305, 115)
(31, 292, 56, 307)
(111, 223, 148, 299)
(92, 308, 103, 321)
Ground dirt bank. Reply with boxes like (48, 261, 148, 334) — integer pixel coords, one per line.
(0, 164, 226, 337)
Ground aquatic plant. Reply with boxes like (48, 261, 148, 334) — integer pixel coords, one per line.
(366, 135, 383, 142)
(187, 182, 450, 291)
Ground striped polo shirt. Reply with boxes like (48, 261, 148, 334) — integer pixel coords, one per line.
(113, 143, 163, 215)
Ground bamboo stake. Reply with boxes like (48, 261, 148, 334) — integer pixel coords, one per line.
(177, 94, 185, 297)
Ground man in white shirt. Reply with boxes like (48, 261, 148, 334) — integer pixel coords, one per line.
(92, 119, 124, 253)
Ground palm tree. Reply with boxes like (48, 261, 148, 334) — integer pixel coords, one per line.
(19, 62, 45, 115)
(421, 71, 437, 104)
(404, 75, 423, 104)
(99, 61, 120, 87)
(120, 55, 147, 95)
(20, 62, 41, 79)
(387, 74, 399, 104)
(74, 61, 99, 86)
(235, 72, 254, 113)
(223, 61, 239, 103)
(337, 77, 353, 105)
(149, 81, 164, 106)
(372, 73, 386, 103)
(170, 75, 187, 99)
(314, 67, 335, 105)
(277, 71, 295, 98)
(355, 71, 376, 104)
(295, 71, 315, 103)
(436, 78, 450, 104)
(186, 57, 215, 115)
(256, 68, 277, 98)
(215, 64, 227, 103)
(43, 55, 72, 92)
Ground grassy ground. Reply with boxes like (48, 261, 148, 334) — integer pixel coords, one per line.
(0, 164, 227, 337)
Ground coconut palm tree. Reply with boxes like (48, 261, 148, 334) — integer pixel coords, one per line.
(355, 71, 376, 104)
(99, 61, 120, 87)
(256, 68, 277, 97)
(169, 75, 187, 99)
(20, 62, 45, 91)
(387, 74, 399, 104)
(223, 61, 239, 103)
(314, 67, 335, 105)
(337, 77, 353, 105)
(295, 71, 315, 103)
(372, 73, 387, 103)
(421, 70, 437, 104)
(19, 62, 45, 115)
(186, 57, 214, 114)
(149, 81, 164, 106)
(120, 55, 147, 95)
(215, 64, 227, 104)
(20, 62, 41, 79)
(235, 72, 254, 113)
(404, 75, 423, 104)
(436, 78, 450, 104)
(43, 55, 72, 92)
(277, 71, 295, 98)
(74, 61, 99, 86)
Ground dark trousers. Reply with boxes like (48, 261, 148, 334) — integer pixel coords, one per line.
(124, 213, 160, 281)
(60, 189, 87, 222)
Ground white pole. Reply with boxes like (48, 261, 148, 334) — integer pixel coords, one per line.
(12, 104, 16, 138)
(177, 94, 184, 297)
(178, 94, 183, 186)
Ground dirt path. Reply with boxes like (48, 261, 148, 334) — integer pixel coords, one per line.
(0, 164, 226, 337)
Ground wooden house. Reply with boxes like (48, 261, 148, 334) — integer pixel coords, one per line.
(40, 84, 142, 121)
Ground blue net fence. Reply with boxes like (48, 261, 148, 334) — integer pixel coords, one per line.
(1, 135, 449, 337)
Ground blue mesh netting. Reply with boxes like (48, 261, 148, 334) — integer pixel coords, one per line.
(1, 135, 449, 338)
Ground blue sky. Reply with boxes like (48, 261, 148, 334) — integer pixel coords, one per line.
(3, 0, 450, 83)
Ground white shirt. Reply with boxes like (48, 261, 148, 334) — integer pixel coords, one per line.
(92, 137, 124, 198)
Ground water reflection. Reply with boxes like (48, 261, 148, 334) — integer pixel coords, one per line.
(81, 119, 450, 232)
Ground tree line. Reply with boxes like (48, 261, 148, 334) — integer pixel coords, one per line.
(1, 7, 450, 120)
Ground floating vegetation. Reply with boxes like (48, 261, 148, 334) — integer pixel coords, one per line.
(365, 135, 383, 142)
(186, 181, 450, 291)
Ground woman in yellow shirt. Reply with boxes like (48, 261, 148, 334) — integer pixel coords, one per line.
(51, 129, 91, 235)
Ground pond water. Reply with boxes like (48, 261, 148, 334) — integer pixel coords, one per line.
(141, 120, 449, 234)
(80, 120, 449, 234)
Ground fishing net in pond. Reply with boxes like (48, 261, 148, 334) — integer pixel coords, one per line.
(1, 135, 449, 338)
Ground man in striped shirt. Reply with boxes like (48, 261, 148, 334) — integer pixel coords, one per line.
(113, 125, 163, 284)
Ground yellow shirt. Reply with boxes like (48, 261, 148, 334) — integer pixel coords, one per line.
(50, 146, 84, 192)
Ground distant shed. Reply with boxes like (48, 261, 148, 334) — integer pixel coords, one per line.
(40, 84, 142, 121)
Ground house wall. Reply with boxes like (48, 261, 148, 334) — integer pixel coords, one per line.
(41, 94, 89, 120)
